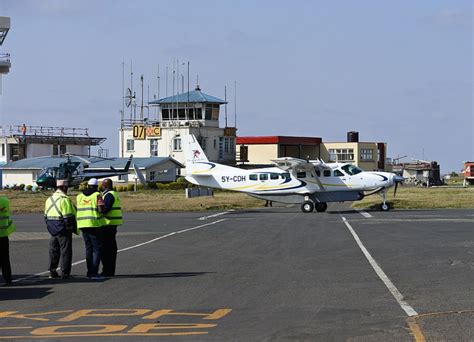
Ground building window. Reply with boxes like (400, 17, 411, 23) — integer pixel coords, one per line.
(1, 144, 4, 156)
(149, 171, 156, 181)
(213, 139, 217, 149)
(173, 137, 182, 151)
(60, 145, 66, 155)
(150, 139, 158, 156)
(328, 149, 354, 162)
(126, 139, 134, 151)
(360, 149, 373, 161)
(198, 137, 207, 151)
(52, 144, 59, 156)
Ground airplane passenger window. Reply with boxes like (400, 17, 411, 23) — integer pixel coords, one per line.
(270, 173, 279, 180)
(280, 173, 290, 179)
(297, 172, 306, 178)
(259, 174, 268, 180)
(323, 170, 331, 177)
(250, 174, 258, 181)
(334, 170, 344, 177)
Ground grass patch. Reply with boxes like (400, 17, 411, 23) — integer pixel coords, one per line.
(2, 186, 473, 214)
(0, 190, 265, 214)
(352, 186, 474, 210)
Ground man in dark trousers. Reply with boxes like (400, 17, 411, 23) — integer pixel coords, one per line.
(101, 178, 123, 276)
(0, 196, 15, 286)
(44, 180, 77, 279)
(76, 178, 105, 280)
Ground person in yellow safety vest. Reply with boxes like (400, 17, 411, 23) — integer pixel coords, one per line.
(0, 196, 15, 286)
(76, 178, 106, 280)
(100, 178, 123, 276)
(44, 179, 77, 279)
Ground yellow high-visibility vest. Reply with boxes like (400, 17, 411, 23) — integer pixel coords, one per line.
(103, 191, 123, 226)
(76, 192, 105, 229)
(0, 197, 15, 237)
(44, 191, 76, 220)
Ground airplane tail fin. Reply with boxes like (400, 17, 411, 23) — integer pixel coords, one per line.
(183, 135, 210, 175)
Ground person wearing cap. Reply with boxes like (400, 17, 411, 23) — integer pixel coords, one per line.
(76, 178, 106, 280)
(100, 178, 122, 276)
(44, 179, 77, 279)
(0, 196, 15, 286)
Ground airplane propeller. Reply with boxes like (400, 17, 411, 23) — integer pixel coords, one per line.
(393, 175, 405, 197)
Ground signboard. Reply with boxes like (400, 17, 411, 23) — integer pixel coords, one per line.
(224, 127, 237, 137)
(132, 125, 146, 140)
(132, 125, 161, 139)
(146, 126, 161, 137)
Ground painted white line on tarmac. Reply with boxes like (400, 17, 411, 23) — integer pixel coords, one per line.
(357, 210, 373, 218)
(13, 218, 227, 284)
(198, 210, 233, 220)
(341, 216, 418, 317)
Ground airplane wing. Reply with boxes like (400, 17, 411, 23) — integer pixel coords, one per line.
(271, 157, 326, 190)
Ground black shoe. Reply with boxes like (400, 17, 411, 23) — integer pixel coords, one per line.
(61, 274, 72, 279)
(49, 271, 60, 279)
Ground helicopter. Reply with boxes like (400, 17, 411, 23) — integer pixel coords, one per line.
(35, 153, 133, 188)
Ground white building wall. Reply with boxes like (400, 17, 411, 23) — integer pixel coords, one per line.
(2, 169, 39, 187)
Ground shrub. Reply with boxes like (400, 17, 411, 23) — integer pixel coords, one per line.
(147, 182, 157, 190)
(26, 185, 33, 191)
(127, 184, 135, 192)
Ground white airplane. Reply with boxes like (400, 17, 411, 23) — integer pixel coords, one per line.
(183, 135, 404, 213)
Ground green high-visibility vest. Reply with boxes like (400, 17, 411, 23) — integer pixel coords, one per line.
(0, 197, 15, 237)
(76, 192, 105, 229)
(103, 191, 123, 226)
(44, 191, 76, 220)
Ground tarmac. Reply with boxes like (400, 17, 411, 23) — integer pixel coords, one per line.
(0, 204, 473, 341)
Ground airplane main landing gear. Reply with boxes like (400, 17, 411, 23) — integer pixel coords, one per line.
(315, 202, 328, 212)
(301, 201, 314, 213)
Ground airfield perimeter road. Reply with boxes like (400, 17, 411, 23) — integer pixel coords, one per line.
(0, 205, 473, 341)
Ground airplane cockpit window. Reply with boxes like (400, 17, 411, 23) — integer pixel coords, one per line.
(323, 170, 331, 177)
(334, 169, 344, 177)
(259, 174, 268, 181)
(270, 173, 279, 180)
(341, 164, 363, 175)
(280, 173, 291, 180)
(249, 174, 258, 181)
(296, 171, 306, 178)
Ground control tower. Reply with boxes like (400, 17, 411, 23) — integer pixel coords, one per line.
(0, 16, 11, 76)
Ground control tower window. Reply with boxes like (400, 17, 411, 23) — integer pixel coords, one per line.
(205, 106, 212, 120)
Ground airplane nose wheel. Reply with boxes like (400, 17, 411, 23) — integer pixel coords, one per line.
(301, 201, 314, 213)
(380, 203, 390, 211)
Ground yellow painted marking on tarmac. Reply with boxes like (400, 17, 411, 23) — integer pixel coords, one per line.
(143, 309, 232, 320)
(128, 323, 216, 333)
(31, 324, 128, 336)
(0, 332, 208, 339)
(406, 310, 474, 342)
(0, 310, 74, 322)
(58, 309, 151, 322)
(407, 317, 426, 342)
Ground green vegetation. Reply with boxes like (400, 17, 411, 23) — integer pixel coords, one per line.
(352, 186, 474, 210)
(1, 183, 472, 214)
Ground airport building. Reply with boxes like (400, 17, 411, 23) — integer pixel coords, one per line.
(237, 131, 389, 171)
(119, 86, 237, 171)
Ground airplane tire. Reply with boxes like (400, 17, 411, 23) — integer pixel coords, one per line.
(315, 202, 328, 212)
(380, 203, 390, 211)
(301, 201, 314, 213)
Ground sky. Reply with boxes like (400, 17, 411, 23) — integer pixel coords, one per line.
(0, 0, 472, 172)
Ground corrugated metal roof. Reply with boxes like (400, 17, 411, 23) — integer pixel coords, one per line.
(149, 89, 226, 105)
(0, 156, 184, 170)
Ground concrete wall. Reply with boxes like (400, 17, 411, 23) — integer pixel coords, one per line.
(2, 169, 39, 187)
